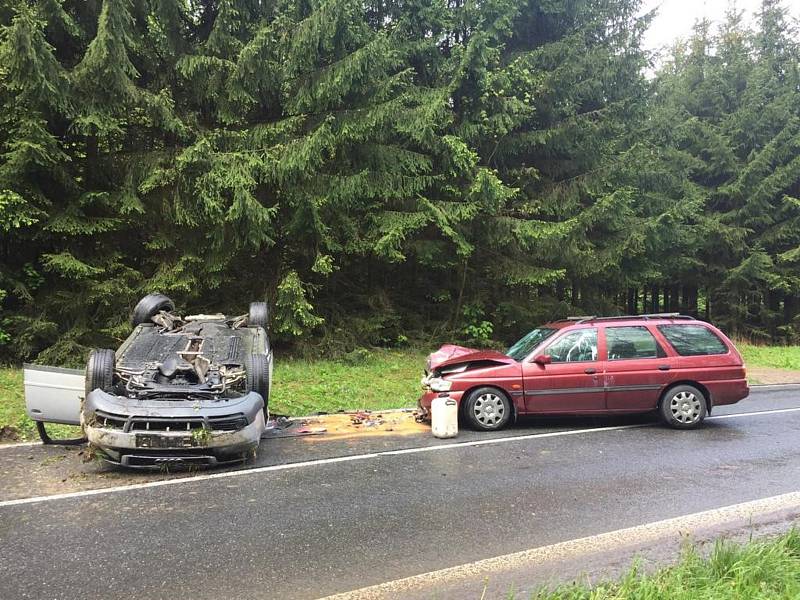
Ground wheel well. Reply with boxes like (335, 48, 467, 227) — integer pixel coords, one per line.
(660, 381, 712, 413)
(458, 385, 517, 422)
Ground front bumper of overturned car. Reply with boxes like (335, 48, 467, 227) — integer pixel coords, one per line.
(82, 390, 266, 468)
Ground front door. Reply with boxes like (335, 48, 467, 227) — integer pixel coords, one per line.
(523, 328, 606, 413)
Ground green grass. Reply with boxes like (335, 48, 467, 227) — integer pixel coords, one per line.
(518, 529, 800, 599)
(269, 347, 427, 416)
(0, 368, 83, 441)
(738, 342, 800, 371)
(0, 348, 428, 441)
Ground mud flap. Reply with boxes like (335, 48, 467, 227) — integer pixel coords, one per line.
(23, 364, 87, 445)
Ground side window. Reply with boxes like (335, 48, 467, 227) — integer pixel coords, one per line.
(657, 325, 728, 356)
(606, 326, 664, 360)
(546, 329, 598, 363)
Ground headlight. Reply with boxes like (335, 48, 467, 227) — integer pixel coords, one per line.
(428, 377, 452, 392)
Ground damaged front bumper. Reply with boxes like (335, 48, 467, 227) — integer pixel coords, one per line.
(83, 390, 266, 468)
(417, 389, 465, 421)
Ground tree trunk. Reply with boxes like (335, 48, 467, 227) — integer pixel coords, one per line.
(625, 288, 633, 314)
(767, 290, 781, 340)
(785, 294, 798, 325)
(686, 285, 698, 316)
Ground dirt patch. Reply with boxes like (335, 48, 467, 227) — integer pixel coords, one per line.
(749, 367, 800, 384)
(0, 425, 21, 442)
(263, 410, 430, 442)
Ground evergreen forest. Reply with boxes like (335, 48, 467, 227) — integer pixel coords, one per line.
(2, 0, 800, 364)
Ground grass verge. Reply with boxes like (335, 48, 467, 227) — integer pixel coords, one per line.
(524, 529, 800, 599)
(0, 348, 427, 442)
(738, 342, 800, 371)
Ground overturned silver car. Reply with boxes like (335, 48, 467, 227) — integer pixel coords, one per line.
(27, 294, 272, 468)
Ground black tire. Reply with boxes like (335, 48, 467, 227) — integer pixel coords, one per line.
(659, 384, 707, 429)
(463, 386, 513, 431)
(245, 353, 270, 414)
(249, 302, 269, 329)
(131, 293, 175, 326)
(86, 349, 115, 395)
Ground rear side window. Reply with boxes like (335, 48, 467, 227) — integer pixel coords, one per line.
(606, 326, 664, 360)
(657, 325, 728, 356)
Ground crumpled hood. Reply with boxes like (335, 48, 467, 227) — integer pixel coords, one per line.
(427, 344, 515, 371)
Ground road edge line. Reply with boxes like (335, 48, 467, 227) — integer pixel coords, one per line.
(318, 491, 800, 599)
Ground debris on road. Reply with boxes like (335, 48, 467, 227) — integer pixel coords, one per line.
(262, 410, 428, 441)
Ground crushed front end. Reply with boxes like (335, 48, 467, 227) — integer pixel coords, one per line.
(83, 391, 265, 468)
(84, 316, 270, 468)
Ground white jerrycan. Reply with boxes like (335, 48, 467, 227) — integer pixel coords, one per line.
(431, 393, 458, 438)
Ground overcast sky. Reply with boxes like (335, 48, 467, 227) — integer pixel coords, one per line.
(641, 0, 800, 53)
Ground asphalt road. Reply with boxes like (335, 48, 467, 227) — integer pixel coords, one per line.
(2, 387, 800, 600)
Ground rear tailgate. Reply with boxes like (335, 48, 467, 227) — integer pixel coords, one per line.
(23, 364, 84, 425)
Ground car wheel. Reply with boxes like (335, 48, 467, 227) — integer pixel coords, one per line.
(660, 384, 707, 429)
(249, 302, 269, 329)
(131, 293, 175, 327)
(245, 353, 270, 415)
(86, 349, 115, 395)
(464, 387, 512, 431)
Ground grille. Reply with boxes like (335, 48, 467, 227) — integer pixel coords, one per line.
(94, 410, 127, 429)
(207, 414, 248, 431)
(129, 417, 205, 432)
(94, 412, 248, 432)
(122, 454, 217, 468)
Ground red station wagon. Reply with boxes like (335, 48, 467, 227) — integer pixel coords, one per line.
(419, 314, 749, 431)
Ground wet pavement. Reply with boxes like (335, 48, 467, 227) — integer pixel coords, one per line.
(1, 386, 800, 599)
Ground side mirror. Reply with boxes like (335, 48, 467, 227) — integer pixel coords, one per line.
(533, 354, 552, 365)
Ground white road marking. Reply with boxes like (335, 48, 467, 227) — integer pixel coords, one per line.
(709, 406, 800, 420)
(318, 491, 800, 600)
(749, 383, 800, 388)
(1, 405, 800, 508)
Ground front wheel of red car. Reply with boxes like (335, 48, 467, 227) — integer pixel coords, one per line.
(463, 387, 512, 431)
(659, 384, 707, 429)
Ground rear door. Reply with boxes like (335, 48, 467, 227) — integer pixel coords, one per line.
(523, 327, 606, 413)
(23, 364, 84, 425)
(654, 323, 742, 383)
(603, 325, 673, 411)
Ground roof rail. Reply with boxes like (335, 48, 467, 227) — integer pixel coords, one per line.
(571, 313, 696, 324)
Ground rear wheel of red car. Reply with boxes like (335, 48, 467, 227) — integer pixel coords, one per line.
(464, 387, 512, 431)
(659, 384, 707, 429)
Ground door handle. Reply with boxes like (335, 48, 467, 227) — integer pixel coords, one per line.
(584, 368, 597, 375)
(658, 365, 671, 371)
